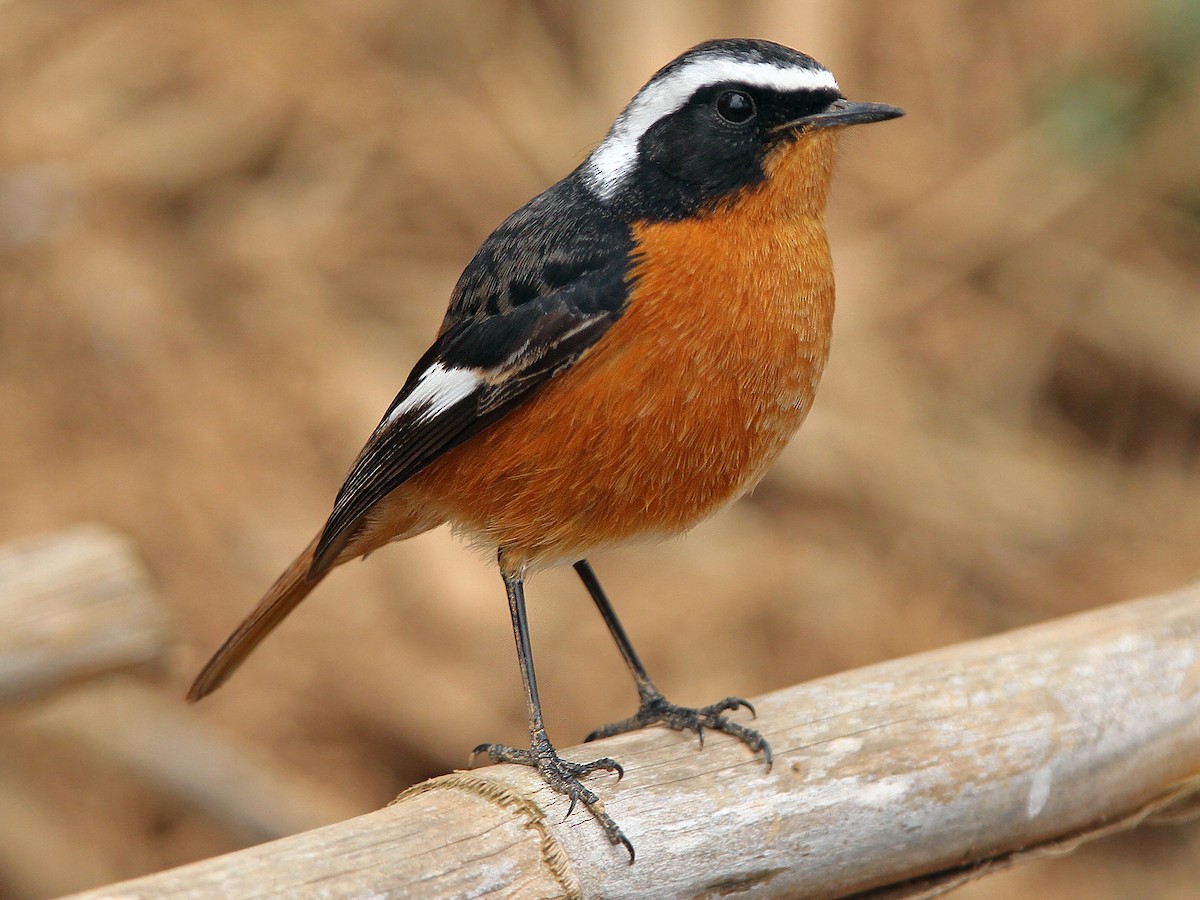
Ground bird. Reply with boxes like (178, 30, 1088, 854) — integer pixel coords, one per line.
(186, 37, 903, 860)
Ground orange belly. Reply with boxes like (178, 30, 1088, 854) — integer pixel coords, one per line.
(370, 134, 842, 569)
(400, 227, 832, 569)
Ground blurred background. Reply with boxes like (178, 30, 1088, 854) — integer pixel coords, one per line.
(0, 0, 1198, 896)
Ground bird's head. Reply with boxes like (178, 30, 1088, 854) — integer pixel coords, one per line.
(581, 38, 903, 221)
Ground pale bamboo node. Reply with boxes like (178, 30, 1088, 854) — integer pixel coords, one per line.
(73, 583, 1200, 899)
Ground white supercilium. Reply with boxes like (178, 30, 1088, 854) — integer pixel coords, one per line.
(583, 56, 838, 200)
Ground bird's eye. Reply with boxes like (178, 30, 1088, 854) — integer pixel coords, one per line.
(715, 90, 756, 124)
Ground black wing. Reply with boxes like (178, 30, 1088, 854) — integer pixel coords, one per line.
(311, 175, 632, 574)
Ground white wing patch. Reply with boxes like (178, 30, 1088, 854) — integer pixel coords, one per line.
(583, 56, 838, 200)
(385, 363, 481, 425)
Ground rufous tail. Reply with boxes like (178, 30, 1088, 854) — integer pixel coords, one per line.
(186, 534, 325, 702)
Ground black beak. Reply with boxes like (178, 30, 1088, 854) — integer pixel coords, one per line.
(773, 99, 905, 133)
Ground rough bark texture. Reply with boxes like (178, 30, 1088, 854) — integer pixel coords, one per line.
(69, 583, 1200, 898)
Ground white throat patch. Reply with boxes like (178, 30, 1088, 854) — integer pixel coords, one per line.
(582, 56, 838, 201)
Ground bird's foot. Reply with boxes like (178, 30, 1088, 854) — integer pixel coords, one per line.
(471, 734, 634, 861)
(586, 690, 773, 768)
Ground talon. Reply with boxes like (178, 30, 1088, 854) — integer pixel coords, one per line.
(583, 757, 626, 781)
(472, 735, 634, 856)
(578, 755, 623, 779)
(586, 691, 770, 765)
(702, 696, 754, 718)
(619, 833, 635, 864)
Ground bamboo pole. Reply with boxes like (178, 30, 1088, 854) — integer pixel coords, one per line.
(71, 583, 1200, 899)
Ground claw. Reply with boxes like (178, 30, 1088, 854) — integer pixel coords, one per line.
(579, 756, 623, 780)
(761, 741, 774, 772)
(619, 833, 635, 864)
(470, 734, 633, 857)
(586, 691, 771, 765)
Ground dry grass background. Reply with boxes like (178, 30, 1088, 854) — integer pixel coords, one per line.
(0, 1, 1198, 896)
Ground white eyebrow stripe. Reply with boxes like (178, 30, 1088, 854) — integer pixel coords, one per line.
(385, 363, 481, 425)
(583, 57, 838, 200)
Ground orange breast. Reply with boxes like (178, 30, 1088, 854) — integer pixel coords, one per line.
(403, 133, 840, 569)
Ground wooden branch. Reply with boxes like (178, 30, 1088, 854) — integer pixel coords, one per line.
(71, 583, 1200, 899)
(0, 527, 360, 841)
(23, 681, 365, 842)
(0, 526, 168, 704)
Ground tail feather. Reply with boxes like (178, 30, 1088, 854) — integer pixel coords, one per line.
(186, 534, 324, 702)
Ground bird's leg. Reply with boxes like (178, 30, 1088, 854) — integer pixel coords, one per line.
(575, 559, 772, 768)
(471, 553, 634, 861)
